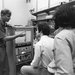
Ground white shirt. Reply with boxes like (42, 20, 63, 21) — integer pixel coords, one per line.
(31, 35, 54, 68)
(54, 29, 75, 75)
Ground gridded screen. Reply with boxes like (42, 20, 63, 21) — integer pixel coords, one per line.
(15, 30, 31, 44)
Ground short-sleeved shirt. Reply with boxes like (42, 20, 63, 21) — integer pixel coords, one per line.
(0, 20, 6, 47)
(54, 29, 75, 75)
(31, 35, 54, 68)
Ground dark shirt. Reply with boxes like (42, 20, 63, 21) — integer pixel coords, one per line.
(0, 20, 9, 75)
(0, 20, 6, 47)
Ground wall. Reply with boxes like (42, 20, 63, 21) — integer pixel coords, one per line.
(32, 0, 70, 21)
(38, 0, 48, 11)
(0, 0, 70, 26)
(0, 0, 2, 13)
(50, 0, 69, 7)
(35, 0, 69, 12)
(4, 0, 36, 26)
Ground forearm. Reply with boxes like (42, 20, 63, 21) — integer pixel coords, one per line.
(4, 34, 19, 41)
(31, 44, 41, 68)
(30, 57, 41, 68)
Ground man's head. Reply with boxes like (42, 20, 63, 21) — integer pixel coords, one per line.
(53, 2, 75, 29)
(1, 9, 11, 22)
(37, 22, 50, 36)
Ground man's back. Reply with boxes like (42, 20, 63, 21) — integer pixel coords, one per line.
(32, 35, 54, 68)
(54, 29, 75, 75)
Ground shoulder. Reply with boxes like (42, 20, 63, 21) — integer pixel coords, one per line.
(35, 41, 41, 47)
(49, 37, 54, 41)
(55, 29, 72, 39)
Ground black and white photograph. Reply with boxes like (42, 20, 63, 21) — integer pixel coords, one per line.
(0, 0, 75, 75)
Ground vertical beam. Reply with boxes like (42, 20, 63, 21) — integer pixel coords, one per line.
(48, 0, 50, 8)
(36, 0, 38, 12)
(2, 0, 4, 9)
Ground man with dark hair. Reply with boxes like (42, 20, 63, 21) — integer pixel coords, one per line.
(53, 2, 75, 75)
(1, 9, 11, 16)
(21, 22, 54, 75)
(0, 9, 25, 75)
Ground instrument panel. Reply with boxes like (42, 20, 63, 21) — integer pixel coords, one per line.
(15, 43, 33, 65)
(14, 26, 34, 65)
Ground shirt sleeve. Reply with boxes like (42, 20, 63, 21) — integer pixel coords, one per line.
(0, 22, 5, 39)
(54, 37, 74, 75)
(30, 43, 41, 67)
(0, 29, 5, 39)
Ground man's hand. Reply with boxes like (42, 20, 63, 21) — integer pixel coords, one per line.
(18, 32, 26, 37)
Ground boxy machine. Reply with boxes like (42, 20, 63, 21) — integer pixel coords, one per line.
(6, 26, 34, 75)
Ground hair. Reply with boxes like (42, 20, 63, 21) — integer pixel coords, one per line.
(1, 9, 11, 16)
(37, 22, 50, 36)
(53, 2, 75, 29)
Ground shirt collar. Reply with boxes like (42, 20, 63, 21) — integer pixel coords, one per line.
(40, 35, 49, 40)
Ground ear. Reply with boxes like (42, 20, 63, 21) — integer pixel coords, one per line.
(40, 31, 43, 34)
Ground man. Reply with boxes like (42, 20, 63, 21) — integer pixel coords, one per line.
(53, 2, 75, 75)
(0, 9, 25, 75)
(21, 23, 54, 75)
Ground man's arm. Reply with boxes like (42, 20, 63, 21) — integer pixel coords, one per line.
(31, 43, 41, 68)
(4, 32, 25, 41)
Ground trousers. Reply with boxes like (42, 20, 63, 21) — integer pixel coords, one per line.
(21, 65, 54, 75)
(0, 47, 9, 75)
